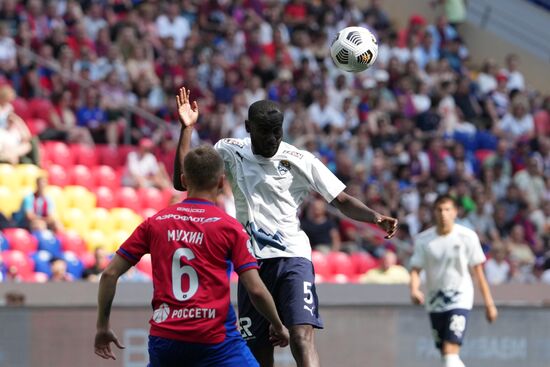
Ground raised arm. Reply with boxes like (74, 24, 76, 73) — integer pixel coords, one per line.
(331, 191, 398, 239)
(94, 254, 132, 360)
(173, 86, 199, 191)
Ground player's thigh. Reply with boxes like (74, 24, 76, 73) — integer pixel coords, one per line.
(276, 257, 323, 328)
(148, 336, 201, 367)
(441, 309, 469, 346)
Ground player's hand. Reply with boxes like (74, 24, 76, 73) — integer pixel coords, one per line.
(375, 215, 398, 239)
(94, 328, 125, 360)
(411, 289, 425, 305)
(269, 324, 290, 347)
(485, 305, 498, 323)
(175, 86, 199, 128)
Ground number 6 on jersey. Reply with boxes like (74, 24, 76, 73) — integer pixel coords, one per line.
(172, 248, 199, 301)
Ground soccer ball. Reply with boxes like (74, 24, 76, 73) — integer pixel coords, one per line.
(330, 26, 378, 73)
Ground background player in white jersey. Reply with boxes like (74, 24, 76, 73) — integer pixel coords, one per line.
(409, 194, 498, 367)
(173, 87, 398, 367)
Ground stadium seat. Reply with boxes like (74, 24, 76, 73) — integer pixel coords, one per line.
(350, 252, 379, 274)
(23, 271, 49, 283)
(84, 229, 109, 253)
(63, 185, 96, 212)
(326, 251, 355, 277)
(25, 118, 48, 136)
(44, 185, 67, 214)
(115, 187, 141, 212)
(46, 141, 74, 168)
(110, 208, 142, 232)
(98, 145, 123, 168)
(311, 250, 330, 277)
(58, 230, 86, 256)
(33, 230, 62, 257)
(0, 232, 9, 251)
(29, 98, 53, 121)
(11, 98, 31, 120)
(3, 228, 38, 254)
(2, 250, 35, 277)
(31, 250, 53, 276)
(0, 164, 18, 189)
(89, 207, 114, 231)
(71, 144, 99, 167)
(61, 207, 91, 235)
(16, 164, 44, 189)
(0, 185, 22, 216)
(68, 165, 94, 190)
(140, 207, 158, 219)
(46, 164, 70, 187)
(92, 165, 118, 191)
(137, 187, 166, 211)
(62, 251, 84, 278)
(107, 229, 132, 253)
(93, 186, 116, 209)
(326, 273, 350, 284)
(80, 251, 96, 269)
(136, 253, 152, 278)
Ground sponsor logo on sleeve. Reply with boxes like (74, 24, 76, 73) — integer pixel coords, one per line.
(283, 150, 303, 159)
(223, 138, 244, 148)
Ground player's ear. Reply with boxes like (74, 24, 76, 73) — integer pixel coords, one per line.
(217, 174, 225, 190)
(245, 119, 251, 133)
(180, 174, 187, 189)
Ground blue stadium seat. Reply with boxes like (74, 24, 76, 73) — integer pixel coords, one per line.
(31, 250, 53, 277)
(62, 251, 84, 279)
(33, 230, 62, 258)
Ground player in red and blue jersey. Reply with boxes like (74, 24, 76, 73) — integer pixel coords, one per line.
(94, 145, 289, 366)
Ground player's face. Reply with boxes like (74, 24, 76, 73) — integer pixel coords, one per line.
(434, 201, 457, 230)
(247, 120, 283, 158)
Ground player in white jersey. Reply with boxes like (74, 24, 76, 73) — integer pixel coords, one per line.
(173, 87, 398, 367)
(409, 194, 498, 367)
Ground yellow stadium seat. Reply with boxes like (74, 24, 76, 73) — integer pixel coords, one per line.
(45, 185, 68, 214)
(63, 185, 96, 213)
(0, 186, 22, 216)
(110, 208, 143, 232)
(0, 164, 20, 190)
(62, 207, 91, 236)
(89, 207, 115, 233)
(108, 229, 133, 253)
(83, 229, 109, 253)
(16, 164, 45, 189)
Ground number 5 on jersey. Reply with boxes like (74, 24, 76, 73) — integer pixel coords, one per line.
(172, 248, 199, 301)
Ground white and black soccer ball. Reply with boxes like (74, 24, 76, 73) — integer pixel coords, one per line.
(330, 26, 378, 73)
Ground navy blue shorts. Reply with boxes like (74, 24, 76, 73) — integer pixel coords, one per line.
(237, 257, 323, 348)
(148, 334, 258, 367)
(429, 309, 470, 350)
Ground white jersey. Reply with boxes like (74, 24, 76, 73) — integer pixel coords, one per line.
(410, 224, 486, 312)
(214, 138, 346, 260)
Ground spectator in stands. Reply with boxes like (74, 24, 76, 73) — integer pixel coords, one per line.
(0, 97, 37, 164)
(497, 95, 535, 142)
(503, 53, 525, 91)
(0, 21, 17, 75)
(301, 197, 342, 253)
(41, 90, 94, 145)
(49, 257, 73, 282)
(77, 88, 117, 146)
(83, 247, 109, 282)
(359, 250, 410, 284)
(484, 243, 510, 285)
(122, 137, 170, 189)
(513, 156, 545, 209)
(477, 58, 498, 95)
(155, 2, 191, 50)
(14, 176, 58, 232)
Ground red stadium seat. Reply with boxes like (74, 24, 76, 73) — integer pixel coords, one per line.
(137, 187, 166, 211)
(116, 187, 141, 211)
(92, 165, 118, 190)
(26, 118, 48, 136)
(46, 164, 70, 187)
(94, 186, 116, 209)
(69, 165, 94, 190)
(23, 271, 49, 283)
(71, 144, 99, 167)
(58, 230, 86, 256)
(80, 251, 96, 269)
(136, 253, 152, 277)
(3, 228, 38, 254)
(45, 141, 74, 168)
(97, 145, 120, 168)
(118, 145, 136, 165)
(2, 250, 35, 277)
(311, 250, 330, 277)
(140, 207, 158, 219)
(29, 98, 53, 121)
(326, 273, 350, 284)
(350, 252, 379, 274)
(11, 98, 31, 120)
(326, 251, 354, 277)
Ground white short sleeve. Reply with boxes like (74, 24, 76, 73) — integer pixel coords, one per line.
(308, 156, 346, 203)
(409, 240, 425, 269)
(468, 232, 486, 266)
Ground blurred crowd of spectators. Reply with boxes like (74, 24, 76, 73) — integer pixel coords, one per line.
(0, 0, 548, 284)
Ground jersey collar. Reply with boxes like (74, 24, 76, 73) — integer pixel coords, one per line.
(182, 198, 216, 206)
